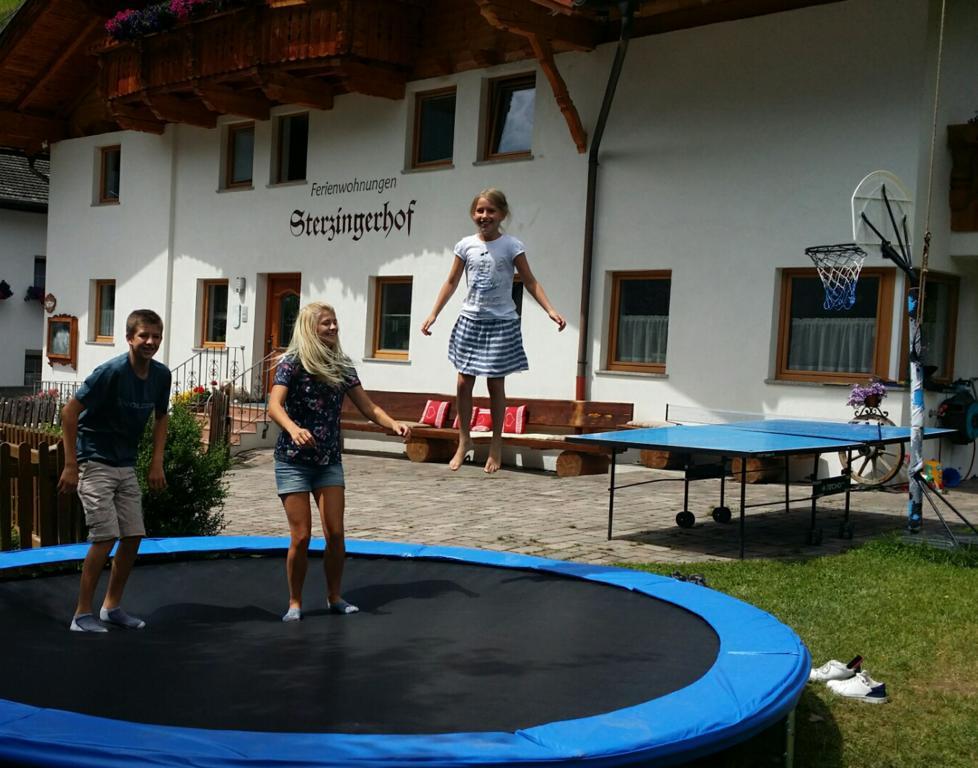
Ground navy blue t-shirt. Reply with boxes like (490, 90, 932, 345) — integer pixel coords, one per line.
(75, 353, 172, 467)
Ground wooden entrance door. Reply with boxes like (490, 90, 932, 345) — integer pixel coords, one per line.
(264, 274, 301, 394)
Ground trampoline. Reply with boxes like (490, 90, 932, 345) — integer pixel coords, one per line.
(0, 537, 809, 767)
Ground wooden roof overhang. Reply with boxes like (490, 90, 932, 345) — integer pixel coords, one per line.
(0, 0, 114, 154)
(0, 0, 842, 154)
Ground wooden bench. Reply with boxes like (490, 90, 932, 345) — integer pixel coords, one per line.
(340, 391, 633, 477)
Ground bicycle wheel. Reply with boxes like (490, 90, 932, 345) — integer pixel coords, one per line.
(838, 413, 905, 486)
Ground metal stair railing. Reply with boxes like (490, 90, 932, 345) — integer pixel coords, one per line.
(170, 346, 248, 397)
(36, 381, 81, 404)
(221, 350, 279, 440)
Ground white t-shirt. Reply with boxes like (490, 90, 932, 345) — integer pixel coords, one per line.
(454, 233, 524, 320)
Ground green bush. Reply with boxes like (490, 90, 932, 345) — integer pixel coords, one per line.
(136, 400, 230, 537)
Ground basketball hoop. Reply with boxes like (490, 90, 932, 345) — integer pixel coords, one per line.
(805, 243, 867, 311)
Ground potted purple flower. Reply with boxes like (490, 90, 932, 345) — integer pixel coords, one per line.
(847, 380, 887, 409)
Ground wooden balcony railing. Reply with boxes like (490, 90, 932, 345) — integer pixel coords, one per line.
(98, 0, 420, 127)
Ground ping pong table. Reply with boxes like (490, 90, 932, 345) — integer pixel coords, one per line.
(566, 419, 955, 558)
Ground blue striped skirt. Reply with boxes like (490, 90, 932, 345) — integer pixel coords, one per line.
(448, 315, 528, 377)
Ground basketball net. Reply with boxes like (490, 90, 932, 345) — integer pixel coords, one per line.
(804, 244, 867, 311)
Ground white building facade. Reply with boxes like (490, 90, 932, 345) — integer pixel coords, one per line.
(0, 153, 48, 392)
(40, 0, 978, 475)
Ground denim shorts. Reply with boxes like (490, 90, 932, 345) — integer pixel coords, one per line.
(274, 460, 345, 495)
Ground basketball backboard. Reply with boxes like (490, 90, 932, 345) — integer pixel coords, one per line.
(851, 170, 914, 254)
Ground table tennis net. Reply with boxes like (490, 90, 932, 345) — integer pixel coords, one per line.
(664, 405, 835, 426)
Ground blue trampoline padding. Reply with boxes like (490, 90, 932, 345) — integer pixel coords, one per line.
(0, 537, 810, 768)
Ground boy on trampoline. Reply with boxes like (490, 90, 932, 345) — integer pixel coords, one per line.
(58, 309, 172, 633)
(421, 188, 566, 473)
(268, 302, 411, 622)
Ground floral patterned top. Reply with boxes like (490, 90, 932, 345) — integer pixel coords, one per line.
(273, 354, 361, 466)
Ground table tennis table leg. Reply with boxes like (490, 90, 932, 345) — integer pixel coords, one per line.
(684, 472, 691, 517)
(607, 450, 618, 540)
(808, 453, 822, 545)
(739, 456, 747, 560)
(784, 456, 790, 514)
(840, 448, 853, 539)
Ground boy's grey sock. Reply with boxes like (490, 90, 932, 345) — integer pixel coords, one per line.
(282, 607, 302, 622)
(327, 599, 359, 615)
(99, 607, 146, 629)
(70, 613, 108, 633)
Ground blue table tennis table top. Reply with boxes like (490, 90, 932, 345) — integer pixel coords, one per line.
(566, 419, 956, 458)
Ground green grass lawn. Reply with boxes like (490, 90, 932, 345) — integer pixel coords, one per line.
(630, 537, 978, 767)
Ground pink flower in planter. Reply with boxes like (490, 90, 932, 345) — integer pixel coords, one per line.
(105, 9, 136, 35)
(169, 0, 209, 21)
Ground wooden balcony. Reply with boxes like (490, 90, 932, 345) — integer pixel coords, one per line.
(97, 0, 422, 132)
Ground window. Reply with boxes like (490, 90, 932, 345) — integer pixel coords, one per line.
(372, 278, 412, 359)
(99, 146, 121, 203)
(485, 74, 535, 160)
(776, 267, 895, 383)
(24, 351, 41, 387)
(33, 256, 45, 291)
(607, 271, 671, 373)
(202, 280, 229, 347)
(94, 280, 116, 342)
(275, 113, 308, 183)
(412, 88, 456, 168)
(900, 272, 959, 384)
(46, 315, 78, 368)
(225, 123, 254, 188)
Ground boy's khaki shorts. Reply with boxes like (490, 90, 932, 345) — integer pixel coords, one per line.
(77, 462, 146, 542)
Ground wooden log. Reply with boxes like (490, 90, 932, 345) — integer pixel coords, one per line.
(730, 457, 780, 484)
(639, 449, 684, 470)
(405, 438, 456, 463)
(556, 451, 609, 478)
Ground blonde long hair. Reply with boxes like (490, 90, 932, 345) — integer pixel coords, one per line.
(282, 302, 355, 387)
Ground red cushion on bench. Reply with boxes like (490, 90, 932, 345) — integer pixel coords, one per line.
(452, 407, 478, 430)
(471, 408, 493, 432)
(503, 404, 527, 434)
(453, 405, 528, 433)
(420, 400, 450, 428)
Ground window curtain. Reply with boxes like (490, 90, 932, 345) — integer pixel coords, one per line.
(618, 315, 668, 364)
(788, 317, 875, 373)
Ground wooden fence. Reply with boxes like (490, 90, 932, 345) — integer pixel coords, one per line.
(0, 424, 59, 449)
(0, 395, 61, 428)
(1, 439, 85, 552)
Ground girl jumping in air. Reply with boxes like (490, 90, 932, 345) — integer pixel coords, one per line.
(421, 188, 566, 474)
(268, 302, 411, 622)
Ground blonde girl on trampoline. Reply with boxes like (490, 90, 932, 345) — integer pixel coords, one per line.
(421, 188, 566, 474)
(268, 302, 411, 622)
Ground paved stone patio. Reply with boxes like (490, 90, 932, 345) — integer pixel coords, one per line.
(221, 448, 978, 565)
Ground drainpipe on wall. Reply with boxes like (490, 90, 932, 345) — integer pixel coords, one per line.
(162, 128, 177, 366)
(575, 0, 636, 401)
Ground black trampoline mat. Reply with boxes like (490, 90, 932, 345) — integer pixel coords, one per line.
(0, 555, 720, 734)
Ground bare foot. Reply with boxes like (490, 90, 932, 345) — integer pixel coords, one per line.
(449, 440, 473, 471)
(484, 443, 502, 474)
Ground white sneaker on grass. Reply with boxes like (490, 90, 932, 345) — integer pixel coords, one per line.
(827, 671, 888, 704)
(809, 659, 857, 683)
